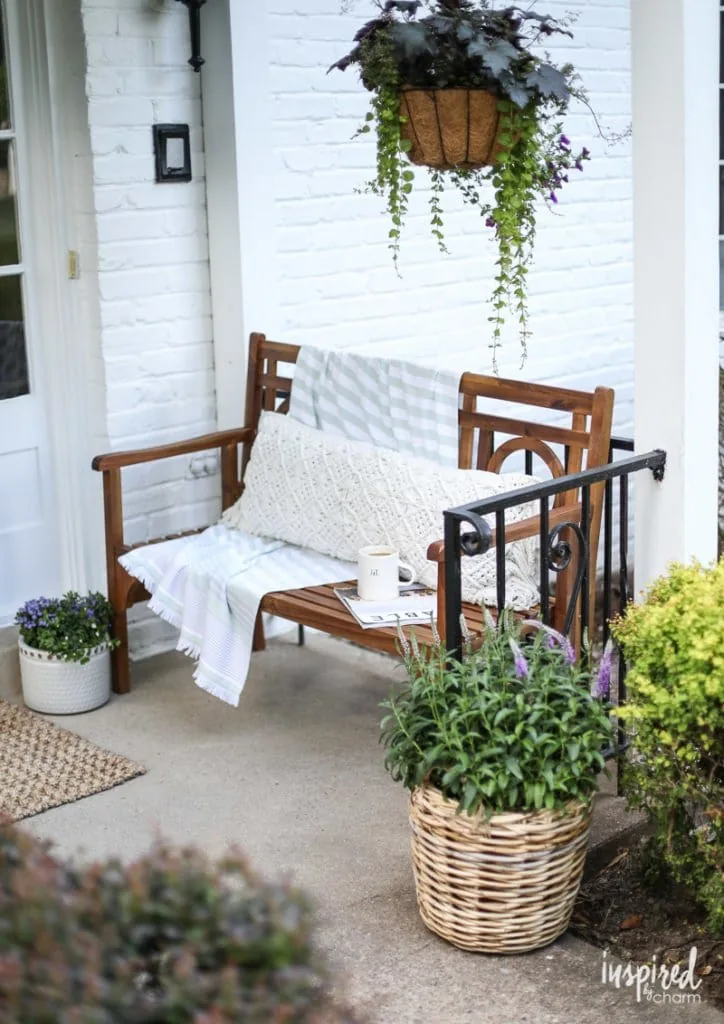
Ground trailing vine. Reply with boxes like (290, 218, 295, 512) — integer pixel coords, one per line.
(428, 168, 447, 254)
(331, 0, 594, 365)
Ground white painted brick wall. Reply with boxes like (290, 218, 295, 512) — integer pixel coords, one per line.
(268, 0, 634, 439)
(80, 0, 217, 554)
(80, 0, 216, 655)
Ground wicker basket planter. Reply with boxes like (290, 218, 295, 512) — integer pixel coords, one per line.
(19, 641, 111, 715)
(409, 784, 591, 953)
(399, 88, 501, 170)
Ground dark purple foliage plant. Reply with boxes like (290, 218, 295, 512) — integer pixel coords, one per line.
(0, 825, 358, 1024)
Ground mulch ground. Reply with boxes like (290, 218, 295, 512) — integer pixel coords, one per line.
(570, 832, 723, 1011)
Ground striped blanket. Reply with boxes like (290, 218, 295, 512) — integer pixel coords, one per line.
(289, 346, 460, 466)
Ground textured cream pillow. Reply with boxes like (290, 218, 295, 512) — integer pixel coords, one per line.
(223, 412, 539, 608)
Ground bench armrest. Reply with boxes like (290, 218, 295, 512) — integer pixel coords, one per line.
(426, 503, 582, 563)
(92, 426, 254, 471)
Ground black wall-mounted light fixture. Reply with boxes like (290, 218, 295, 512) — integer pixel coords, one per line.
(153, 124, 192, 182)
(174, 0, 207, 72)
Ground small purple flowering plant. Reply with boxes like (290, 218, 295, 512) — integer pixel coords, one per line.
(16, 591, 117, 664)
(381, 612, 614, 816)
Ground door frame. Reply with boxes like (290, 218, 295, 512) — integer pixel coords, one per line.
(3, 0, 105, 614)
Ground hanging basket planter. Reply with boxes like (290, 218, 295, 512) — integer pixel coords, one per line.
(409, 785, 591, 953)
(399, 88, 501, 170)
(330, 1, 594, 363)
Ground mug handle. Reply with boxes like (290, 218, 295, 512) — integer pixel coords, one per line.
(398, 560, 416, 585)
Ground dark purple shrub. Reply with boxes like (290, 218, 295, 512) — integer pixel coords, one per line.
(0, 825, 358, 1024)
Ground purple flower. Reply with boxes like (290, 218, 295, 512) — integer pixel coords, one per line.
(549, 192, 558, 204)
(485, 215, 496, 228)
(523, 620, 576, 664)
(582, 147, 590, 159)
(560, 134, 571, 148)
(575, 160, 583, 172)
(509, 638, 529, 679)
(593, 642, 613, 699)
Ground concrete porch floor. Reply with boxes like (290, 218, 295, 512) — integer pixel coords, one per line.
(18, 633, 722, 1024)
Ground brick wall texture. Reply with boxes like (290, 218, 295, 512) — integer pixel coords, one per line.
(81, 0, 217, 561)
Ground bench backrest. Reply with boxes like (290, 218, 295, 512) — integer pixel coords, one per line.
(236, 333, 614, 492)
(234, 333, 614, 629)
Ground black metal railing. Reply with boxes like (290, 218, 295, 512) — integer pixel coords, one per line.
(442, 442, 667, 771)
(443, 444, 665, 654)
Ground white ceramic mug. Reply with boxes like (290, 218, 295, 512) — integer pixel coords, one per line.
(357, 545, 416, 601)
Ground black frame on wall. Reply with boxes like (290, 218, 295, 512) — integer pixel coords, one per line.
(153, 124, 192, 183)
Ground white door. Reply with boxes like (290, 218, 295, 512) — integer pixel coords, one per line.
(0, 0, 60, 624)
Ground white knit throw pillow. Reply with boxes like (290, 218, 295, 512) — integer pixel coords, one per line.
(222, 412, 540, 609)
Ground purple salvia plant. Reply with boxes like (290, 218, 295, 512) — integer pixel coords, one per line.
(395, 617, 411, 658)
(430, 613, 440, 647)
(592, 641, 614, 699)
(522, 620, 576, 664)
(483, 606, 497, 634)
(509, 638, 529, 679)
(459, 612, 473, 645)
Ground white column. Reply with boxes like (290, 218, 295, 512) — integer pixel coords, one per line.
(202, 1, 280, 429)
(632, 0, 720, 585)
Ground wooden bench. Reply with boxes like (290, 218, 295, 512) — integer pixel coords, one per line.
(93, 333, 614, 695)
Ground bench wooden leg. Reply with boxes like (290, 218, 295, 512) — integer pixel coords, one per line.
(252, 612, 266, 652)
(110, 606, 130, 695)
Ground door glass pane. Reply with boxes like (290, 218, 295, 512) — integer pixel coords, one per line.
(0, 12, 9, 130)
(0, 140, 19, 266)
(0, 274, 27, 399)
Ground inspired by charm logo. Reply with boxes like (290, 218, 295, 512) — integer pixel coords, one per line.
(601, 948, 703, 1005)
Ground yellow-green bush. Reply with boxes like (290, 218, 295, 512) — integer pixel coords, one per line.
(612, 560, 724, 932)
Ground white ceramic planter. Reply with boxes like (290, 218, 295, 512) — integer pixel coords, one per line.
(18, 640, 111, 714)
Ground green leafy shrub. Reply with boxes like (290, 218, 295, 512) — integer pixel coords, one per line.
(15, 591, 118, 663)
(381, 615, 614, 815)
(0, 824, 357, 1024)
(612, 560, 724, 933)
(331, 0, 593, 362)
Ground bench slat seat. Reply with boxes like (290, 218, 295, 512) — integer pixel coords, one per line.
(261, 584, 546, 656)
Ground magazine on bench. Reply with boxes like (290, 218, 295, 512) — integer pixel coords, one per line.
(334, 582, 437, 630)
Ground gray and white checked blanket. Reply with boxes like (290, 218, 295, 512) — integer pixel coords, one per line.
(289, 346, 461, 466)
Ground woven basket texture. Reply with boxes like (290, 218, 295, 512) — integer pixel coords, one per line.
(399, 88, 500, 169)
(409, 785, 591, 953)
(19, 641, 111, 715)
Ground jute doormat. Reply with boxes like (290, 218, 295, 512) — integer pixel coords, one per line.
(0, 700, 146, 822)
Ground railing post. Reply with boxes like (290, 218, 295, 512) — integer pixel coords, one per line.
(539, 498, 550, 624)
(444, 511, 463, 661)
